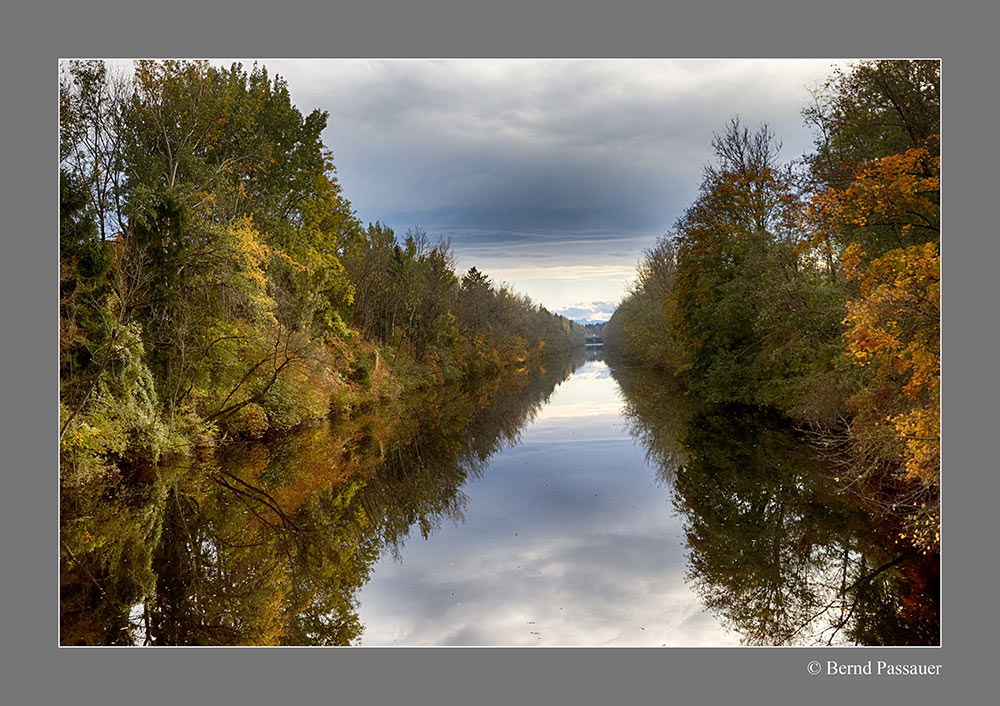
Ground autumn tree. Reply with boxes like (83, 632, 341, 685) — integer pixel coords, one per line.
(666, 119, 845, 418)
(801, 60, 940, 553)
(803, 60, 940, 193)
(816, 164, 940, 551)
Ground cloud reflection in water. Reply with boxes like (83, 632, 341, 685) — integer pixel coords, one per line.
(356, 361, 738, 646)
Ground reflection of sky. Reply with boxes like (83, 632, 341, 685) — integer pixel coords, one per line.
(356, 361, 738, 646)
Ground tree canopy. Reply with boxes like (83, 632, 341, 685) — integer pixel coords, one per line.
(605, 59, 941, 556)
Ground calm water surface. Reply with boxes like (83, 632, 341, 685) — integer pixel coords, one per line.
(356, 358, 737, 646)
(62, 350, 938, 645)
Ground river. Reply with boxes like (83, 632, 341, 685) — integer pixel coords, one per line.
(62, 349, 938, 645)
(355, 355, 737, 646)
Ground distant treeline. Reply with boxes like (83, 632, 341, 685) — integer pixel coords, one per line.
(59, 60, 585, 484)
(605, 60, 939, 553)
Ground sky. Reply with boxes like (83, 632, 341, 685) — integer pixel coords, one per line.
(234, 59, 852, 320)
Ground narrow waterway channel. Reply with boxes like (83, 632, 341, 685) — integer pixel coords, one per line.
(68, 349, 936, 646)
(356, 355, 737, 646)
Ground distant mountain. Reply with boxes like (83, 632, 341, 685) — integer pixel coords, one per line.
(555, 301, 617, 325)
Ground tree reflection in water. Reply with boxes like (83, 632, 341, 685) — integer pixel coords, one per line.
(610, 362, 938, 646)
(61, 350, 938, 646)
(61, 354, 584, 645)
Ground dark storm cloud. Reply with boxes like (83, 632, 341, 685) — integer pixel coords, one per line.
(254, 59, 851, 307)
(268, 59, 843, 227)
(383, 205, 652, 238)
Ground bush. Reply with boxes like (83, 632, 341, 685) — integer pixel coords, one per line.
(220, 402, 270, 438)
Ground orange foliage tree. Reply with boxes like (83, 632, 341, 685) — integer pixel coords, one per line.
(807, 144, 939, 264)
(811, 142, 940, 552)
(842, 242, 940, 488)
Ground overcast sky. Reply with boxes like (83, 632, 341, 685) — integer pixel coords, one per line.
(241, 59, 851, 317)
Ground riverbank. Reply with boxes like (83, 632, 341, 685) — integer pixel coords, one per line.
(60, 346, 584, 645)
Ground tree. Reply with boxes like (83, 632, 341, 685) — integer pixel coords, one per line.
(60, 60, 132, 241)
(803, 60, 940, 193)
(462, 266, 491, 291)
(667, 119, 843, 416)
(604, 236, 680, 369)
(800, 60, 941, 553)
(807, 144, 939, 268)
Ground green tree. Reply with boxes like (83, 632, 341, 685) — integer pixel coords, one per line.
(803, 60, 940, 192)
(604, 236, 679, 369)
(666, 119, 845, 418)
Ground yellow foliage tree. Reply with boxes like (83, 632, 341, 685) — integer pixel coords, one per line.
(806, 144, 939, 265)
(843, 242, 940, 489)
(819, 144, 940, 552)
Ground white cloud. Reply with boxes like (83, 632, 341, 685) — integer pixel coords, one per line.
(355, 361, 738, 646)
(554, 301, 618, 323)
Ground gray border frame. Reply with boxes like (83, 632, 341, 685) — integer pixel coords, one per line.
(9, 1, 990, 703)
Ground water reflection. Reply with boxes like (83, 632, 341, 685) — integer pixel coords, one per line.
(354, 355, 735, 646)
(62, 349, 936, 646)
(61, 355, 584, 645)
(610, 362, 940, 645)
